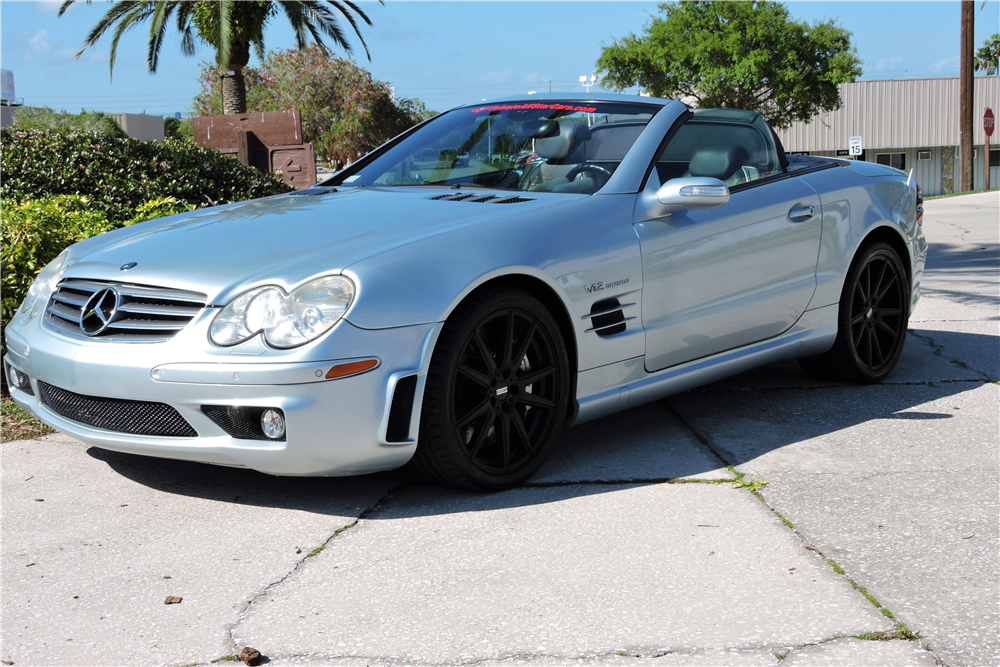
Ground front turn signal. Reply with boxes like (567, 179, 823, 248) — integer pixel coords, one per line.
(325, 358, 379, 379)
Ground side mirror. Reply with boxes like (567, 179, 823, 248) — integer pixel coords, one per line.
(655, 177, 730, 213)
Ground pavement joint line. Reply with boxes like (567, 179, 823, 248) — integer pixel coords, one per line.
(906, 330, 991, 380)
(224, 480, 412, 656)
(682, 378, 990, 395)
(184, 633, 938, 667)
(661, 401, 950, 665)
(522, 477, 738, 487)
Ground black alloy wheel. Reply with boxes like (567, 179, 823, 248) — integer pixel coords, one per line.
(848, 249, 906, 373)
(411, 286, 570, 490)
(799, 241, 910, 383)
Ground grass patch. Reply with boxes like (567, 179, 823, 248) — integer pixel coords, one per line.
(210, 655, 238, 663)
(1, 396, 54, 442)
(855, 623, 919, 641)
(827, 559, 846, 575)
(924, 189, 989, 200)
(306, 546, 325, 558)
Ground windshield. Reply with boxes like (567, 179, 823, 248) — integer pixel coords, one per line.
(328, 101, 657, 195)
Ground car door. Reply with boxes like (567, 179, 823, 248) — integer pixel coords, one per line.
(635, 111, 823, 372)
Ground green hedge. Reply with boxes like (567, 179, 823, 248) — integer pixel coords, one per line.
(0, 195, 198, 352)
(0, 127, 293, 225)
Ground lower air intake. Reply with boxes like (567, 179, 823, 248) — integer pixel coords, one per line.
(202, 405, 286, 442)
(386, 375, 417, 443)
(37, 382, 196, 437)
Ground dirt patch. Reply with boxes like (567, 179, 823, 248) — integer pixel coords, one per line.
(1, 397, 54, 442)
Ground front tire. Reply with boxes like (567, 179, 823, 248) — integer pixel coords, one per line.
(410, 286, 570, 491)
(799, 240, 910, 383)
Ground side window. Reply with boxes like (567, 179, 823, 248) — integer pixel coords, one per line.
(652, 112, 782, 189)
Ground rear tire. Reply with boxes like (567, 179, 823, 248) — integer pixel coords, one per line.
(410, 286, 570, 491)
(799, 240, 910, 383)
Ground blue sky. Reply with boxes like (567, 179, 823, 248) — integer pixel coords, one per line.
(1, 1, 997, 116)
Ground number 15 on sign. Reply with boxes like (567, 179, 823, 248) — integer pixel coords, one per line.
(849, 136, 863, 157)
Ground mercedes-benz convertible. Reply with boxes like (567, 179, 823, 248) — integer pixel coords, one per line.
(4, 94, 926, 490)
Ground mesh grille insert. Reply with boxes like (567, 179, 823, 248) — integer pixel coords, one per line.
(386, 375, 417, 443)
(4, 361, 34, 396)
(37, 382, 196, 437)
(590, 298, 626, 337)
(202, 405, 286, 442)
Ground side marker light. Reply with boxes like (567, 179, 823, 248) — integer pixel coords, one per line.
(325, 359, 379, 379)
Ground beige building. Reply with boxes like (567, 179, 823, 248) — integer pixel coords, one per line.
(776, 76, 1000, 196)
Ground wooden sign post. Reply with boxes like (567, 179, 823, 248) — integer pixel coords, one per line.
(193, 110, 317, 189)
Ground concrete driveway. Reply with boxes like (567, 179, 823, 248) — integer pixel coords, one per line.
(3, 193, 997, 667)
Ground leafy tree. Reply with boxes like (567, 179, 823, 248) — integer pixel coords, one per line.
(975, 33, 1000, 73)
(193, 45, 427, 167)
(60, 0, 378, 114)
(8, 107, 127, 137)
(596, 1, 863, 129)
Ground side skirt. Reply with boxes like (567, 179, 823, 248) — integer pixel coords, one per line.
(572, 303, 838, 425)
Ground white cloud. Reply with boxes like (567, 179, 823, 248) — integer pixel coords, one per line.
(931, 56, 960, 72)
(873, 56, 904, 71)
(35, 1, 64, 13)
(479, 69, 512, 84)
(21, 29, 78, 63)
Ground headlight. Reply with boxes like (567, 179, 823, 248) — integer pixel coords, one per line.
(14, 252, 67, 325)
(210, 275, 355, 349)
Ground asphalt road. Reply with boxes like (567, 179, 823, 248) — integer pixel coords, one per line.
(3, 192, 997, 667)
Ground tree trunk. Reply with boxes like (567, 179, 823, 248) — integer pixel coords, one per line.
(221, 71, 247, 114)
(219, 42, 251, 116)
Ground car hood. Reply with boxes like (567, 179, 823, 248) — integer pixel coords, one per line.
(62, 187, 576, 304)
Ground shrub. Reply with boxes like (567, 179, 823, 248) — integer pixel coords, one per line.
(193, 46, 428, 167)
(164, 116, 195, 142)
(1, 196, 117, 338)
(8, 107, 128, 138)
(0, 195, 199, 354)
(0, 127, 293, 226)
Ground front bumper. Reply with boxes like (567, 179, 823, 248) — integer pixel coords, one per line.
(4, 311, 440, 476)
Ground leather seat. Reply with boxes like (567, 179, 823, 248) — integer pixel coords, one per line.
(685, 145, 751, 185)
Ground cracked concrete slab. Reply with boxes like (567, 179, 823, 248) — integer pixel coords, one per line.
(533, 400, 731, 484)
(1, 434, 396, 667)
(779, 637, 937, 666)
(233, 483, 893, 664)
(669, 382, 1000, 667)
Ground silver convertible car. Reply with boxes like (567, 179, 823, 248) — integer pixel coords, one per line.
(4, 94, 926, 490)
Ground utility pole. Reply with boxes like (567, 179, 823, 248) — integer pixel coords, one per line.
(959, 0, 974, 192)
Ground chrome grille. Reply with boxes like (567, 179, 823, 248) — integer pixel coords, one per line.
(45, 279, 207, 343)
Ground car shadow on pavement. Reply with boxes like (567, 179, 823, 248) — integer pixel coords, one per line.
(87, 328, 997, 517)
(921, 243, 1000, 309)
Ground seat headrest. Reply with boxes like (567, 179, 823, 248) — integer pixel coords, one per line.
(534, 122, 592, 161)
(688, 145, 750, 180)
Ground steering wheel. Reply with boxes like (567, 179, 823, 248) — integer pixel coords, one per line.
(565, 163, 614, 183)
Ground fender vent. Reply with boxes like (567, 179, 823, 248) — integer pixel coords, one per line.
(584, 297, 636, 337)
(386, 375, 417, 442)
(427, 193, 535, 204)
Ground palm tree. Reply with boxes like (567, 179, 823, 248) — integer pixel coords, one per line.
(60, 0, 378, 114)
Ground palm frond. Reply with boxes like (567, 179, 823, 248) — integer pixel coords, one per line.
(324, 0, 372, 59)
(106, 3, 158, 79)
(277, 1, 315, 51)
(175, 2, 197, 57)
(147, 1, 179, 72)
(216, 0, 234, 68)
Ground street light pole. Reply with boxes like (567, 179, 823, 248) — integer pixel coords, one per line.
(579, 75, 597, 93)
(959, 0, 974, 192)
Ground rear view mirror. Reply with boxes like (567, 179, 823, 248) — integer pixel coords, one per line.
(655, 177, 730, 212)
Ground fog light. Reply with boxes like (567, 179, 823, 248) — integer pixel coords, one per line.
(260, 409, 286, 440)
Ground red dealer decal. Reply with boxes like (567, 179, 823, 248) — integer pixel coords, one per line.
(471, 103, 598, 114)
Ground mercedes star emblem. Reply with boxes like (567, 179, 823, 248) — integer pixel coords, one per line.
(120, 262, 138, 271)
(80, 287, 121, 336)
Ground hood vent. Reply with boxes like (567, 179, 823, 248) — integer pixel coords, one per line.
(428, 192, 535, 204)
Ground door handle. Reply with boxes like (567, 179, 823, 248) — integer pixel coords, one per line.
(788, 205, 815, 222)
